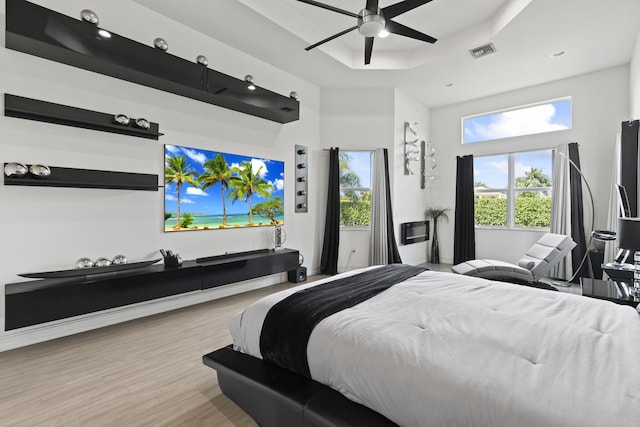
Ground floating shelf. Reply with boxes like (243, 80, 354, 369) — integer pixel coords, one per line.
(4, 164, 158, 191)
(5, 249, 299, 330)
(5, 94, 163, 139)
(5, 0, 300, 124)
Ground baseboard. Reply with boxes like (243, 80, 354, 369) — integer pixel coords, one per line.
(0, 273, 284, 352)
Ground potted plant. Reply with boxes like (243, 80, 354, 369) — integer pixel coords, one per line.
(425, 206, 450, 264)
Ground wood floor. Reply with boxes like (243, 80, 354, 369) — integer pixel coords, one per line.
(0, 278, 311, 427)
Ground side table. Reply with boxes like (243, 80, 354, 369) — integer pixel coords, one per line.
(580, 278, 639, 308)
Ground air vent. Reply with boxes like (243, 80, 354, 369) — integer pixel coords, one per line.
(469, 43, 496, 59)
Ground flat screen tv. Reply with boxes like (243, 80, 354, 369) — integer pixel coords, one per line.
(164, 144, 284, 232)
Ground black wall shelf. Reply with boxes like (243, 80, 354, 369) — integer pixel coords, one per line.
(5, 249, 300, 330)
(4, 164, 158, 191)
(5, 94, 163, 139)
(6, 0, 300, 124)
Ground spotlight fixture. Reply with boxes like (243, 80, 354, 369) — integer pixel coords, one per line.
(154, 37, 168, 52)
(196, 55, 208, 66)
(28, 164, 51, 178)
(80, 9, 99, 25)
(97, 29, 112, 39)
(289, 91, 299, 100)
(244, 75, 256, 91)
(134, 118, 150, 129)
(113, 114, 130, 126)
(4, 162, 28, 177)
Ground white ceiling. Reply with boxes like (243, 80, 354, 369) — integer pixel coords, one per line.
(132, 0, 640, 108)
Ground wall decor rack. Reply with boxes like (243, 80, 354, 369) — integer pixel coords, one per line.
(5, 248, 300, 330)
(4, 94, 163, 139)
(3, 163, 158, 191)
(5, 0, 300, 124)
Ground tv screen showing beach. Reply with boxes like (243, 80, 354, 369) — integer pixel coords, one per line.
(164, 144, 284, 232)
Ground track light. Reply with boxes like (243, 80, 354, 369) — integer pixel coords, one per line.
(244, 75, 256, 90)
(80, 9, 99, 25)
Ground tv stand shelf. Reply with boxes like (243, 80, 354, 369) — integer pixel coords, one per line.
(5, 248, 299, 330)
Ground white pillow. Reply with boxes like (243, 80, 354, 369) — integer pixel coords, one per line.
(518, 259, 535, 270)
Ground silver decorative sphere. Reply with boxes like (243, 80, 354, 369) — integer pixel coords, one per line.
(135, 118, 150, 129)
(196, 55, 208, 66)
(94, 257, 112, 267)
(75, 257, 94, 269)
(4, 162, 28, 177)
(114, 114, 130, 126)
(28, 164, 51, 178)
(80, 9, 99, 25)
(154, 37, 168, 52)
(112, 254, 128, 265)
(289, 91, 299, 100)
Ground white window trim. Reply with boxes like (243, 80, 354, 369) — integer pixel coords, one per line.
(339, 151, 373, 230)
(474, 151, 553, 231)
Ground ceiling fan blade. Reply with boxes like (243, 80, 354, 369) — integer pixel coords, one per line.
(296, 0, 359, 18)
(386, 20, 437, 43)
(365, 0, 380, 11)
(382, 0, 433, 19)
(305, 26, 358, 51)
(365, 37, 374, 65)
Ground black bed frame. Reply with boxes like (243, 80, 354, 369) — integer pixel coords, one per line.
(203, 345, 398, 427)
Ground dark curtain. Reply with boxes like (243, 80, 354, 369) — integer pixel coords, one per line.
(383, 149, 402, 264)
(568, 142, 588, 282)
(621, 120, 640, 216)
(320, 148, 340, 275)
(454, 155, 475, 264)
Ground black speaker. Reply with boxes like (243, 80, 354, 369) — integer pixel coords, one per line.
(288, 266, 307, 283)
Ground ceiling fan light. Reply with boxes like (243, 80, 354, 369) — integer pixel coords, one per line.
(378, 29, 389, 38)
(357, 10, 386, 37)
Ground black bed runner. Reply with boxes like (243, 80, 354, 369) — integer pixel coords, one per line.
(259, 264, 427, 377)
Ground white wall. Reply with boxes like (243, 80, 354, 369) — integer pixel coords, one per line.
(0, 0, 322, 349)
(393, 90, 431, 265)
(430, 66, 630, 264)
(631, 28, 640, 119)
(320, 88, 394, 271)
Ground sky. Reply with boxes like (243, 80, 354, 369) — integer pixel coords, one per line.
(342, 151, 372, 188)
(463, 98, 571, 144)
(164, 144, 285, 215)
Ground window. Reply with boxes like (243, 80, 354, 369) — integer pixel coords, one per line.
(339, 151, 372, 228)
(462, 98, 572, 144)
(474, 149, 553, 229)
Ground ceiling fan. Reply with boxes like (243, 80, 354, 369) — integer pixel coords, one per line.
(297, 0, 437, 65)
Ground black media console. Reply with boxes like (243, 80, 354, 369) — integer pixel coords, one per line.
(5, 248, 299, 331)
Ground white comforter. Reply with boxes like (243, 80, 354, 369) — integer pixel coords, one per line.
(229, 268, 640, 427)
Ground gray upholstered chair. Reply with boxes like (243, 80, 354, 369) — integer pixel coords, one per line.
(451, 233, 576, 283)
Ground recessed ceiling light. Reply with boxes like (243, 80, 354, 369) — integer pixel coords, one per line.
(551, 50, 566, 58)
(445, 83, 454, 88)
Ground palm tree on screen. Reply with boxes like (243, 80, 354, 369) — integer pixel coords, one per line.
(200, 154, 232, 226)
(165, 155, 198, 229)
(228, 161, 274, 225)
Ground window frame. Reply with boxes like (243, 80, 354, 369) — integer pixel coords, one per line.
(339, 150, 373, 230)
(461, 97, 572, 144)
(474, 149, 554, 231)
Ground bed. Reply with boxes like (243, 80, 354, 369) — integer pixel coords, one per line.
(203, 265, 640, 427)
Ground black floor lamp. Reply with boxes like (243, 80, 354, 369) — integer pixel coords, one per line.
(556, 151, 595, 283)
